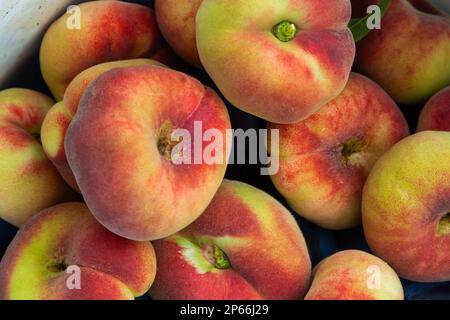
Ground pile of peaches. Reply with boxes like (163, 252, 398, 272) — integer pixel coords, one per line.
(0, 0, 449, 300)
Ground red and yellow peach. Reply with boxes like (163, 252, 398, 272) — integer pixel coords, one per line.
(353, 0, 450, 105)
(0, 202, 156, 300)
(155, 0, 203, 68)
(40, 0, 177, 100)
(305, 250, 404, 300)
(417, 86, 450, 132)
(269, 73, 410, 230)
(65, 65, 231, 241)
(362, 131, 450, 282)
(41, 59, 163, 191)
(196, 0, 355, 123)
(0, 88, 75, 226)
(150, 180, 311, 300)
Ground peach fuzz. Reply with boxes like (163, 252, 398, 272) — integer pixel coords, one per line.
(417, 86, 450, 132)
(41, 59, 163, 192)
(268, 73, 410, 230)
(0, 202, 156, 300)
(65, 65, 231, 241)
(150, 180, 311, 300)
(40, 0, 177, 100)
(155, 0, 203, 68)
(0, 88, 75, 226)
(196, 0, 355, 124)
(305, 250, 404, 300)
(362, 131, 450, 282)
(353, 0, 450, 105)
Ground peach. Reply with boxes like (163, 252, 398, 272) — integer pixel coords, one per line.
(362, 131, 450, 282)
(150, 180, 311, 300)
(155, 0, 203, 68)
(0, 88, 75, 226)
(268, 73, 410, 230)
(196, 0, 355, 124)
(65, 65, 231, 241)
(417, 86, 450, 132)
(41, 59, 163, 191)
(305, 250, 404, 300)
(40, 0, 177, 100)
(353, 0, 450, 105)
(0, 202, 156, 300)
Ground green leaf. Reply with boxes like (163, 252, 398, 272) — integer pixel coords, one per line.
(349, 0, 391, 42)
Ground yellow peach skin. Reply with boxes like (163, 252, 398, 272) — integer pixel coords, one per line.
(362, 131, 450, 282)
(196, 0, 355, 124)
(41, 59, 164, 192)
(305, 250, 404, 300)
(0, 202, 156, 300)
(40, 0, 177, 100)
(269, 73, 410, 230)
(0, 88, 75, 226)
(150, 180, 311, 300)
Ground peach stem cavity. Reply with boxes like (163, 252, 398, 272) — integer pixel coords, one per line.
(339, 138, 365, 165)
(272, 21, 298, 42)
(437, 212, 450, 236)
(204, 244, 231, 270)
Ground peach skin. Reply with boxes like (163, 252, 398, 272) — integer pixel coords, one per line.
(305, 250, 404, 300)
(0, 202, 156, 300)
(41, 59, 164, 192)
(0, 88, 75, 227)
(155, 0, 203, 68)
(40, 0, 177, 100)
(196, 0, 355, 124)
(150, 180, 311, 300)
(65, 65, 231, 241)
(417, 86, 450, 132)
(268, 73, 410, 230)
(362, 131, 450, 282)
(353, 0, 450, 105)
